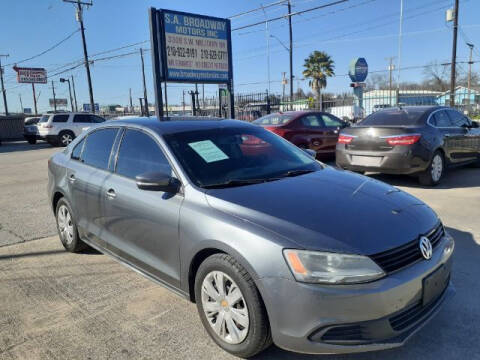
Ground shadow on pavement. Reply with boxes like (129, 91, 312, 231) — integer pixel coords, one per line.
(0, 245, 101, 260)
(367, 166, 480, 190)
(0, 141, 52, 153)
(254, 226, 479, 360)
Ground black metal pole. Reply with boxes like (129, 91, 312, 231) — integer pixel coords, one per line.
(52, 81, 57, 112)
(32, 83, 38, 115)
(71, 75, 78, 112)
(288, 0, 293, 110)
(67, 80, 74, 112)
(140, 48, 149, 117)
(449, 0, 459, 107)
(0, 56, 9, 116)
(77, 3, 95, 113)
(149, 8, 164, 119)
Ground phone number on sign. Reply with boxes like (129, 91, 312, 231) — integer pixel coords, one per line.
(166, 46, 198, 58)
(200, 49, 228, 61)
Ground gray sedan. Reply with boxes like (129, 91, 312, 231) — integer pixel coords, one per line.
(48, 117, 455, 358)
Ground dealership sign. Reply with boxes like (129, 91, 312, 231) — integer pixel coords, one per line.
(348, 58, 368, 83)
(49, 98, 68, 107)
(150, 9, 232, 83)
(12, 66, 47, 84)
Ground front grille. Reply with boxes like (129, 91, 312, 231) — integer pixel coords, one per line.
(320, 325, 366, 343)
(389, 283, 447, 331)
(370, 223, 444, 273)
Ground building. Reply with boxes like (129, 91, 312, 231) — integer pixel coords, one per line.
(436, 86, 480, 107)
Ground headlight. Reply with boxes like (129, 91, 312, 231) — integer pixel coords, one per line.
(283, 249, 385, 284)
(442, 232, 455, 261)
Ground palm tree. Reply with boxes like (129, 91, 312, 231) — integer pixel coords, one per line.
(302, 51, 335, 109)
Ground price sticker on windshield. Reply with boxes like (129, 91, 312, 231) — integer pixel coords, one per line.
(188, 140, 229, 163)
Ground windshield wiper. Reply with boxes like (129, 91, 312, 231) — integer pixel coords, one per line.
(280, 169, 316, 178)
(203, 177, 281, 189)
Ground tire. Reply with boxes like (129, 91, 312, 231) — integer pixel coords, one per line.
(58, 130, 75, 147)
(55, 197, 87, 252)
(27, 137, 37, 145)
(194, 254, 272, 358)
(419, 151, 444, 186)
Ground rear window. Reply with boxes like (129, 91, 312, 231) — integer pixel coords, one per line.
(253, 114, 294, 126)
(38, 115, 50, 123)
(360, 108, 426, 126)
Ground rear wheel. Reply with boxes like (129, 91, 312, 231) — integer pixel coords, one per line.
(194, 254, 272, 358)
(419, 151, 444, 186)
(26, 137, 36, 144)
(55, 198, 86, 252)
(58, 130, 75, 147)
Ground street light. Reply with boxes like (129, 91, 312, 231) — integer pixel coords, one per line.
(59, 78, 74, 112)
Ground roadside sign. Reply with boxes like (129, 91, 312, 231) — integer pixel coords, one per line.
(82, 103, 100, 112)
(50, 98, 68, 107)
(348, 58, 368, 83)
(23, 108, 32, 114)
(12, 66, 47, 84)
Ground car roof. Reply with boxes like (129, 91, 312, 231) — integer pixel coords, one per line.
(103, 116, 255, 135)
(375, 105, 447, 114)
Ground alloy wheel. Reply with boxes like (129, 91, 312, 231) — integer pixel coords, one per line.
(431, 154, 443, 182)
(201, 271, 249, 345)
(61, 133, 73, 145)
(57, 204, 74, 245)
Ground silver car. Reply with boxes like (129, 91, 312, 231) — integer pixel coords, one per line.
(48, 117, 455, 358)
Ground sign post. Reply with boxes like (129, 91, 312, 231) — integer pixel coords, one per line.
(12, 66, 47, 115)
(348, 58, 368, 111)
(149, 8, 234, 119)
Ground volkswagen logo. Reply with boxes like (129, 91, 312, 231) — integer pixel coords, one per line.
(419, 236, 433, 260)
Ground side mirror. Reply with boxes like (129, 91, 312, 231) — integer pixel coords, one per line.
(135, 171, 181, 193)
(302, 148, 317, 158)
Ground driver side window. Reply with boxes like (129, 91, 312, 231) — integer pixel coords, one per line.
(301, 115, 324, 128)
(447, 110, 470, 128)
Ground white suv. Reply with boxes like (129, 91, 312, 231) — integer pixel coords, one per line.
(37, 112, 106, 146)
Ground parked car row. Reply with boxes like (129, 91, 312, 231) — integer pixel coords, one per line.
(254, 106, 480, 186)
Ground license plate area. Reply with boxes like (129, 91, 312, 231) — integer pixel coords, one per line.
(351, 155, 382, 167)
(422, 265, 449, 306)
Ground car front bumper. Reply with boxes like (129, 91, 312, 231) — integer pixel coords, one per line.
(257, 236, 454, 355)
(335, 143, 430, 175)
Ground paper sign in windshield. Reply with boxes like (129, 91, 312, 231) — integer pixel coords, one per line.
(188, 140, 229, 163)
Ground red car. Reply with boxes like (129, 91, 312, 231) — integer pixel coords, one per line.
(253, 111, 348, 157)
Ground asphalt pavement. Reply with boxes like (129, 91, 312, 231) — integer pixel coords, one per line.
(0, 141, 479, 360)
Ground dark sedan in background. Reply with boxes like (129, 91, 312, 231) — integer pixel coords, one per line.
(254, 111, 348, 158)
(336, 106, 480, 185)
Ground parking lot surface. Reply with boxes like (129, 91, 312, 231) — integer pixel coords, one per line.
(1, 142, 480, 359)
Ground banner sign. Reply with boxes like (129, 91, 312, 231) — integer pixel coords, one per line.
(13, 66, 47, 84)
(49, 98, 68, 106)
(150, 9, 232, 84)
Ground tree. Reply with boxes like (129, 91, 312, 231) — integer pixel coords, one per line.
(422, 61, 450, 91)
(302, 51, 335, 108)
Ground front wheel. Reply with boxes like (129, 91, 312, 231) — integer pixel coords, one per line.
(55, 198, 86, 252)
(194, 254, 272, 358)
(419, 151, 444, 186)
(26, 137, 37, 145)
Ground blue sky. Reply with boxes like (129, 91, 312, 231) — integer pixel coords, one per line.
(1, 0, 479, 113)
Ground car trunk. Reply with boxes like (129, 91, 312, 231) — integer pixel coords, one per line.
(342, 126, 420, 152)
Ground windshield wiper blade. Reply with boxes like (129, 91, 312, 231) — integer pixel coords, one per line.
(203, 177, 281, 189)
(280, 169, 316, 178)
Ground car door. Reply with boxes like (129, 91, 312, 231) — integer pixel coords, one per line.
(101, 128, 183, 288)
(72, 114, 92, 136)
(320, 113, 345, 152)
(446, 109, 480, 162)
(296, 114, 330, 153)
(430, 109, 465, 164)
(66, 127, 119, 249)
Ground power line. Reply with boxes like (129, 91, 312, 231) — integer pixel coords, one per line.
(232, 0, 348, 31)
(229, 0, 287, 19)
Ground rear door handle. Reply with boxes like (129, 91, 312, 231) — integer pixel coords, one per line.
(68, 174, 76, 183)
(106, 188, 116, 199)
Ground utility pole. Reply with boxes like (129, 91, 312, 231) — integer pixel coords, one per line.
(467, 43, 474, 108)
(129, 88, 133, 113)
(397, 0, 404, 92)
(449, 0, 459, 107)
(51, 81, 57, 112)
(386, 56, 395, 106)
(60, 78, 74, 112)
(63, 0, 95, 113)
(0, 54, 9, 116)
(19, 94, 23, 113)
(195, 84, 199, 113)
(71, 75, 78, 112)
(32, 84, 38, 115)
(282, 72, 287, 103)
(287, 0, 293, 109)
(182, 90, 186, 114)
(139, 48, 149, 117)
(139, 97, 144, 116)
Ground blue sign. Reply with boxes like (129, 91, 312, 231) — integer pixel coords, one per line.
(348, 58, 368, 83)
(23, 108, 32, 114)
(82, 103, 100, 112)
(154, 9, 232, 83)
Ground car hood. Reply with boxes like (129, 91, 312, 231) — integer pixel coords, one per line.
(205, 167, 439, 255)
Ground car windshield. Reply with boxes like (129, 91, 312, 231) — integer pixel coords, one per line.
(359, 108, 426, 126)
(253, 113, 294, 126)
(163, 126, 321, 188)
(38, 115, 50, 123)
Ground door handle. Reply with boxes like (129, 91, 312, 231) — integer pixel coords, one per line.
(68, 174, 76, 183)
(106, 188, 116, 199)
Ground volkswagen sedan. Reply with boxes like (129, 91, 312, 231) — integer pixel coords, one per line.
(48, 117, 455, 358)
